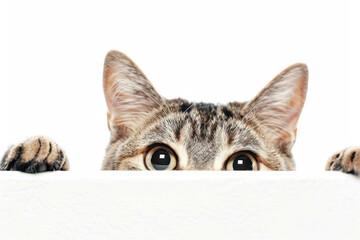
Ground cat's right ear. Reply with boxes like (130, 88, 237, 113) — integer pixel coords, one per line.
(241, 63, 308, 152)
(103, 50, 165, 139)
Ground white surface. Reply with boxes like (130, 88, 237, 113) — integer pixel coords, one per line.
(1, 171, 360, 239)
(1, 0, 359, 173)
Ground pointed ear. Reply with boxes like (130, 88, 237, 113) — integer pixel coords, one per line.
(103, 50, 166, 138)
(242, 63, 308, 149)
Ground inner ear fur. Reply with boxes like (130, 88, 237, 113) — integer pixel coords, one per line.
(103, 50, 166, 139)
(242, 63, 308, 148)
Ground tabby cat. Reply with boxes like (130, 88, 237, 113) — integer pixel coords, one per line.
(0, 50, 356, 174)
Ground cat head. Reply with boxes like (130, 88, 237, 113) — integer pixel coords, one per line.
(102, 50, 308, 171)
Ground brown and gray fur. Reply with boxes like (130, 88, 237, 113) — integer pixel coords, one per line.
(1, 136, 68, 172)
(326, 147, 360, 176)
(1, 50, 312, 172)
(102, 51, 308, 171)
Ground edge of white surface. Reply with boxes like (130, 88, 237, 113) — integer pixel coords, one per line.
(1, 171, 360, 240)
(0, 170, 356, 180)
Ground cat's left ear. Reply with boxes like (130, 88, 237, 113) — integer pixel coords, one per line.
(242, 63, 308, 149)
(103, 50, 165, 139)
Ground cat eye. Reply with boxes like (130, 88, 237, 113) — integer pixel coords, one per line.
(145, 145, 177, 171)
(225, 152, 258, 171)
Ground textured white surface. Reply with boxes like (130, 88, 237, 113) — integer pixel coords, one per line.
(1, 171, 360, 240)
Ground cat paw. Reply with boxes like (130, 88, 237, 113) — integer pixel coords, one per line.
(1, 136, 69, 173)
(326, 147, 360, 175)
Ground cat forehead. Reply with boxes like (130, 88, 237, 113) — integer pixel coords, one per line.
(133, 105, 260, 159)
(167, 99, 244, 120)
(136, 99, 258, 146)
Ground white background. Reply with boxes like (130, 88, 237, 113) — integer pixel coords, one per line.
(0, 0, 358, 172)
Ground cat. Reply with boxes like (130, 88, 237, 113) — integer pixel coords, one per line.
(1, 50, 355, 174)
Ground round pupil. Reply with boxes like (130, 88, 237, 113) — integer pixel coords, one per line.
(232, 155, 253, 170)
(151, 149, 171, 170)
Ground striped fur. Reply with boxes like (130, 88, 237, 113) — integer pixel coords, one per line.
(1, 137, 68, 173)
(327, 147, 360, 175)
(102, 51, 308, 171)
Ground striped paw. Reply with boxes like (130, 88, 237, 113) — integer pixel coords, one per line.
(326, 147, 360, 176)
(1, 136, 69, 173)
